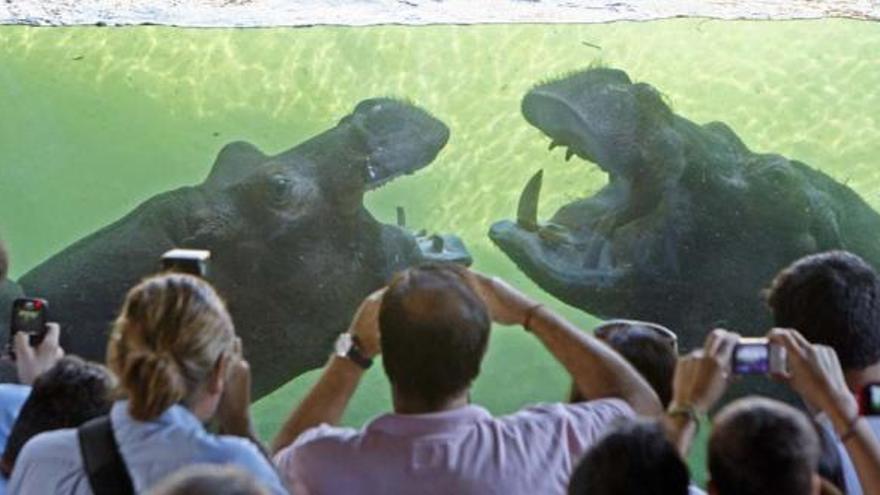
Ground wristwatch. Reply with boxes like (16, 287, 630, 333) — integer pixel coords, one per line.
(334, 333, 373, 370)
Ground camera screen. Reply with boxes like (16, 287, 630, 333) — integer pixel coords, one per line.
(12, 300, 45, 335)
(733, 344, 769, 374)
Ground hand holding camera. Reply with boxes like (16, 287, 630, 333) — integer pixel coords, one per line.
(767, 328, 859, 421)
(670, 328, 740, 414)
(13, 322, 64, 385)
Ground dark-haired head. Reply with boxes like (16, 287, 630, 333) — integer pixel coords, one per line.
(568, 418, 690, 495)
(571, 320, 677, 407)
(0, 356, 115, 477)
(709, 397, 820, 495)
(766, 250, 880, 370)
(380, 263, 490, 411)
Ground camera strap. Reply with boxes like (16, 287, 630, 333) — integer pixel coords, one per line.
(78, 415, 135, 495)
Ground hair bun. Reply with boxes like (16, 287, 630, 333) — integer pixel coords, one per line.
(122, 350, 187, 421)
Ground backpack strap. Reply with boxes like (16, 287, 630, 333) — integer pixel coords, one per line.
(77, 415, 135, 495)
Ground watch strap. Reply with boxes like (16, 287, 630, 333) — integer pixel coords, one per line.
(346, 335, 373, 370)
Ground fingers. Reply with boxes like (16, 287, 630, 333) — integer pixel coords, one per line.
(767, 328, 802, 355)
(704, 329, 738, 364)
(42, 323, 61, 349)
(13, 331, 32, 361)
(366, 287, 387, 303)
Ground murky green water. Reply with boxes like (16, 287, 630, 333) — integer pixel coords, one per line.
(1, 18, 878, 484)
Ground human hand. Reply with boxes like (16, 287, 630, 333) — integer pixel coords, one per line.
(464, 271, 537, 326)
(670, 328, 739, 414)
(348, 288, 385, 358)
(14, 322, 64, 385)
(767, 328, 857, 418)
(216, 338, 254, 437)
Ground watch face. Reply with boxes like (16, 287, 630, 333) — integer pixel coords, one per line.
(335, 332, 353, 355)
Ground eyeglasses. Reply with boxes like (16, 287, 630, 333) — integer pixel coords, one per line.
(594, 319, 679, 353)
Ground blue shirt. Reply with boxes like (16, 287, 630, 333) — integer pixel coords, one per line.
(7, 400, 288, 495)
(0, 385, 31, 495)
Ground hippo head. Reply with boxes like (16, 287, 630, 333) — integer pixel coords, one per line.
(195, 98, 450, 243)
(489, 67, 868, 350)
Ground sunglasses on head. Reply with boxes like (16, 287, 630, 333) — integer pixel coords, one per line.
(594, 319, 679, 352)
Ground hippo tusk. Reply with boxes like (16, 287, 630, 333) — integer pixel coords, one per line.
(516, 170, 543, 231)
(565, 148, 575, 161)
(548, 140, 563, 151)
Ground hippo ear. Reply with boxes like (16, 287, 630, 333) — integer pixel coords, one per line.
(204, 141, 267, 191)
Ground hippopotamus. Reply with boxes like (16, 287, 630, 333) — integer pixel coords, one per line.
(18, 98, 471, 398)
(490, 67, 880, 354)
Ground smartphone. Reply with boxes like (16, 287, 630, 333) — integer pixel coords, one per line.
(733, 337, 786, 375)
(10, 297, 49, 347)
(860, 383, 880, 416)
(160, 249, 210, 278)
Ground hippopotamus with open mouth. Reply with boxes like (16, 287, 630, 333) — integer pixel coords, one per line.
(490, 68, 880, 353)
(18, 98, 470, 398)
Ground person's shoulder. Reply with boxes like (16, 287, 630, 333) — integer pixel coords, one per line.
(273, 424, 361, 465)
(212, 434, 271, 464)
(13, 427, 84, 480)
(505, 398, 635, 424)
(0, 384, 30, 412)
(18, 427, 81, 460)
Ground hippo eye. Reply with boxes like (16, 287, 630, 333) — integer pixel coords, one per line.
(267, 176, 292, 206)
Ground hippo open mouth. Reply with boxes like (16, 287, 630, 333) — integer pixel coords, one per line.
(490, 68, 686, 312)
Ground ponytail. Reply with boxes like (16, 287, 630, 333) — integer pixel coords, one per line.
(122, 351, 187, 421)
(108, 273, 234, 421)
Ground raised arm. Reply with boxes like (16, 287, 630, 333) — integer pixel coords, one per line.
(663, 329, 738, 456)
(468, 272, 661, 416)
(769, 328, 880, 495)
(270, 290, 383, 455)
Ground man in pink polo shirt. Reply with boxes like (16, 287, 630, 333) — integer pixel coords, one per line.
(272, 264, 662, 495)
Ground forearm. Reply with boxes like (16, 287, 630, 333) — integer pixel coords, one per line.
(663, 411, 699, 457)
(528, 307, 662, 415)
(270, 356, 364, 454)
(825, 398, 880, 494)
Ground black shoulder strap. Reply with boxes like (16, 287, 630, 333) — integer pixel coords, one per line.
(77, 415, 135, 495)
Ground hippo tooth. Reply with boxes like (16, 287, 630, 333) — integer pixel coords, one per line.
(548, 140, 563, 151)
(517, 170, 544, 231)
(565, 148, 575, 161)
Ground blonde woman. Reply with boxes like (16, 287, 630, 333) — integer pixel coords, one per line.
(8, 273, 287, 495)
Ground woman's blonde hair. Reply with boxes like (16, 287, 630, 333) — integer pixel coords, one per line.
(107, 273, 235, 421)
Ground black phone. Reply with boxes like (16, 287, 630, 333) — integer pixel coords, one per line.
(160, 249, 211, 278)
(10, 297, 49, 347)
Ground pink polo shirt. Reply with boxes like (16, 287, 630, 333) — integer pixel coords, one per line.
(274, 399, 634, 495)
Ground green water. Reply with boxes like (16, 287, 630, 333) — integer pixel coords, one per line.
(1, 19, 878, 485)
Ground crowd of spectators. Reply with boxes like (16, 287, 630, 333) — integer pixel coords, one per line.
(0, 236, 879, 494)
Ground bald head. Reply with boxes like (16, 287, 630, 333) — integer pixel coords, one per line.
(709, 397, 820, 495)
(379, 263, 491, 409)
